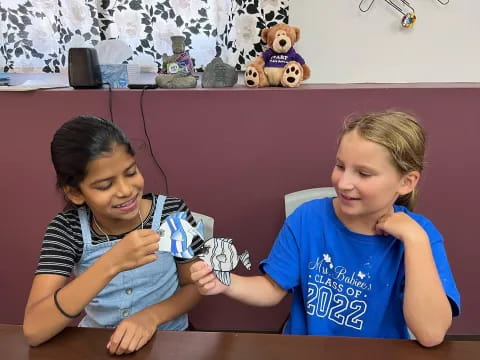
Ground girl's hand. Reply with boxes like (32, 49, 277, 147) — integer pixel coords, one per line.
(190, 261, 228, 295)
(375, 212, 426, 243)
(108, 229, 160, 273)
(106, 309, 157, 355)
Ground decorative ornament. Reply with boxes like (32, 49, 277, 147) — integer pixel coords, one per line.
(401, 12, 416, 28)
(359, 0, 375, 12)
(384, 0, 416, 28)
(359, 0, 418, 29)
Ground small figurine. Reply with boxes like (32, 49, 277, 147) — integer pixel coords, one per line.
(156, 35, 198, 88)
(199, 237, 251, 286)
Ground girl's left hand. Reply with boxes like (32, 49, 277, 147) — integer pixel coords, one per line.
(375, 211, 425, 242)
(106, 309, 157, 355)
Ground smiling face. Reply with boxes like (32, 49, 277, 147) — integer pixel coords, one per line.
(65, 143, 146, 234)
(331, 130, 416, 233)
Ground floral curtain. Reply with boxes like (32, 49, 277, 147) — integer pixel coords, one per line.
(0, 0, 289, 73)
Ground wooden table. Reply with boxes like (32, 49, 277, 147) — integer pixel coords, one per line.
(2, 324, 479, 359)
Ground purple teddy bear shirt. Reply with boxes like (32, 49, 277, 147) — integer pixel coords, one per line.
(262, 48, 306, 68)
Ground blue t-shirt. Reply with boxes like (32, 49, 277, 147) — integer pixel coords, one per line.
(260, 198, 460, 339)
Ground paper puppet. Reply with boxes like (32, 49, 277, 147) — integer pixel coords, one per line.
(158, 212, 204, 259)
(199, 237, 251, 286)
(158, 213, 252, 285)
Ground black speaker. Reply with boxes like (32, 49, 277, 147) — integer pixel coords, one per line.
(68, 48, 102, 89)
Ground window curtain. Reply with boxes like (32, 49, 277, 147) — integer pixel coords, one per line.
(0, 0, 289, 73)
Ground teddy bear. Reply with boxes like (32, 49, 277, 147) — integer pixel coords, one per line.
(244, 24, 310, 88)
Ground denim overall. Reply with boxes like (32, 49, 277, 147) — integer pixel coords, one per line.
(73, 195, 188, 330)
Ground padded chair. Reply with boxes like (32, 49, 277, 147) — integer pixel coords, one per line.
(187, 211, 214, 332)
(284, 187, 337, 218)
(277, 187, 337, 333)
(191, 211, 214, 240)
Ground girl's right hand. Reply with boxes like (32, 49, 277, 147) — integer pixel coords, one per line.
(108, 229, 160, 272)
(375, 212, 426, 244)
(190, 261, 228, 295)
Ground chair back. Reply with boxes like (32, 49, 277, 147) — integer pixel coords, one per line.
(284, 187, 337, 218)
(191, 212, 214, 240)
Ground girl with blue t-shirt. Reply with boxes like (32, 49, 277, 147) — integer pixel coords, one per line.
(191, 111, 460, 347)
(23, 115, 203, 355)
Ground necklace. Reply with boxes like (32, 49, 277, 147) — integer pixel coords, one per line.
(93, 208, 144, 241)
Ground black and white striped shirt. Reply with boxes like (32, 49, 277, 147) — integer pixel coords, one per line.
(36, 194, 204, 277)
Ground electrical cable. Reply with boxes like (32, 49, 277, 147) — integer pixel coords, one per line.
(140, 87, 170, 195)
(101, 82, 114, 122)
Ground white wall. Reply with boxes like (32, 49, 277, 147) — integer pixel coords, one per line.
(290, 0, 480, 83)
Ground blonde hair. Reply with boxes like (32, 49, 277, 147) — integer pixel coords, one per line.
(339, 111, 426, 210)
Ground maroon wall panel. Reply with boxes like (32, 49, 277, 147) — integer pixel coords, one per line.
(1, 86, 478, 334)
